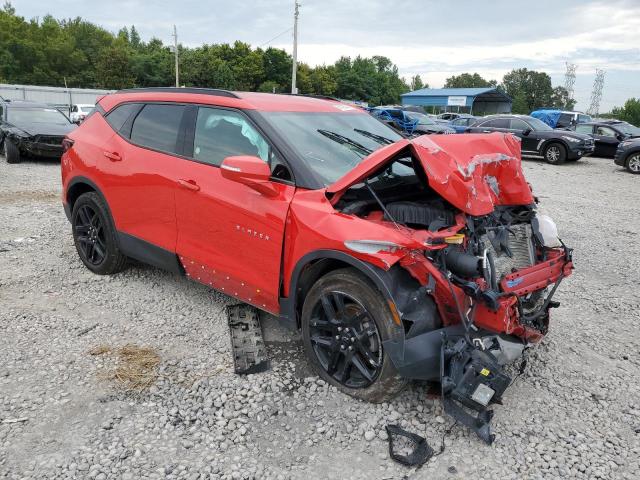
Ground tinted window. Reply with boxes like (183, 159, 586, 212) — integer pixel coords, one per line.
(596, 126, 616, 137)
(7, 108, 71, 125)
(106, 103, 140, 133)
(193, 107, 269, 167)
(576, 124, 593, 134)
(131, 104, 185, 154)
(510, 119, 530, 130)
(558, 113, 573, 125)
(480, 118, 509, 129)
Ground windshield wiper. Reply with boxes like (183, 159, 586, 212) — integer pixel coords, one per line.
(353, 128, 395, 145)
(317, 129, 372, 156)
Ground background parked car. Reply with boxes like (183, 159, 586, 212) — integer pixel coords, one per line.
(0, 100, 76, 164)
(370, 107, 454, 135)
(574, 120, 640, 158)
(69, 104, 95, 124)
(530, 109, 592, 129)
(448, 114, 477, 133)
(614, 137, 640, 174)
(467, 114, 594, 164)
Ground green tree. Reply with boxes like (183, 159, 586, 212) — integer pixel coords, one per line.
(445, 72, 496, 88)
(608, 98, 640, 126)
(96, 43, 134, 89)
(501, 68, 553, 112)
(310, 65, 337, 96)
(550, 86, 576, 110)
(410, 74, 426, 91)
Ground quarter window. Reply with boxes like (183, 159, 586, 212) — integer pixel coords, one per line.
(106, 103, 141, 134)
(193, 107, 269, 167)
(130, 104, 186, 154)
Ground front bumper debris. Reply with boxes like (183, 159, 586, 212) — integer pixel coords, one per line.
(440, 338, 511, 444)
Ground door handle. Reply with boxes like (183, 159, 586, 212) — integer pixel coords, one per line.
(177, 179, 200, 192)
(103, 151, 122, 162)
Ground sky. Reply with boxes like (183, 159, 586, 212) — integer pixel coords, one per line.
(12, 0, 640, 111)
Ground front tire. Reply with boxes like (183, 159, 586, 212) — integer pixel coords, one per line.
(543, 142, 567, 165)
(4, 138, 21, 164)
(301, 268, 406, 403)
(71, 192, 127, 275)
(625, 153, 640, 174)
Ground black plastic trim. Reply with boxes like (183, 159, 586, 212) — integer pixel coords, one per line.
(116, 231, 184, 275)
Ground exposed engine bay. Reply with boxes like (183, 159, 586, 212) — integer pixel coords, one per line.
(332, 146, 573, 443)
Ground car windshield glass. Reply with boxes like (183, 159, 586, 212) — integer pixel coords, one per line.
(525, 116, 553, 131)
(405, 112, 436, 125)
(8, 108, 70, 125)
(617, 122, 640, 135)
(263, 111, 402, 185)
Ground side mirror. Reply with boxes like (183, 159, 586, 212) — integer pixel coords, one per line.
(616, 134, 625, 141)
(522, 128, 532, 136)
(220, 155, 278, 197)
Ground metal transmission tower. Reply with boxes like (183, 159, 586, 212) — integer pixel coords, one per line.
(587, 69, 605, 116)
(564, 62, 577, 106)
(291, 1, 300, 94)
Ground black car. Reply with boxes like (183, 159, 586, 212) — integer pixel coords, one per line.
(467, 114, 594, 164)
(0, 100, 76, 164)
(574, 120, 640, 158)
(614, 137, 640, 174)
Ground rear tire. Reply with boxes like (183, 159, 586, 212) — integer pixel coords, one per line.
(543, 142, 566, 165)
(301, 268, 406, 403)
(625, 153, 640, 174)
(4, 138, 21, 164)
(71, 192, 127, 275)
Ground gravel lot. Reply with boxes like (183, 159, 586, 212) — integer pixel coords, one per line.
(1, 153, 639, 480)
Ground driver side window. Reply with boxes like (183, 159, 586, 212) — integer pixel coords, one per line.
(193, 107, 270, 167)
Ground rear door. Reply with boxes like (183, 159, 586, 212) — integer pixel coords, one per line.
(174, 105, 295, 313)
(99, 102, 186, 254)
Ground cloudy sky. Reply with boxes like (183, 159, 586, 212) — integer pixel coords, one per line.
(14, 0, 640, 111)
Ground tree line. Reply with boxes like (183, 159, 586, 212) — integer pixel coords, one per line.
(1, 2, 636, 120)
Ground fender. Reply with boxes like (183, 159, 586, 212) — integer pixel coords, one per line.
(279, 249, 441, 335)
(64, 176, 108, 221)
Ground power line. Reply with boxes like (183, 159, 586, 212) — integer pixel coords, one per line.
(259, 27, 293, 48)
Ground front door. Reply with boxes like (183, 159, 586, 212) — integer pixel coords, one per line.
(174, 106, 295, 313)
(593, 126, 619, 157)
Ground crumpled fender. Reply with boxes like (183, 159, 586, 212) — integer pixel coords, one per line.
(327, 133, 534, 217)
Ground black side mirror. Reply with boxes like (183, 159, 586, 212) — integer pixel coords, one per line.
(616, 134, 625, 141)
(522, 128, 532, 136)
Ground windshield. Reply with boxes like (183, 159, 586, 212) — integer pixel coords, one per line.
(405, 112, 436, 126)
(525, 116, 553, 131)
(263, 111, 402, 185)
(8, 108, 71, 125)
(617, 122, 640, 136)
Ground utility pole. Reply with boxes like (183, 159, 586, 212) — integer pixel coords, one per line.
(173, 25, 179, 88)
(291, 1, 300, 94)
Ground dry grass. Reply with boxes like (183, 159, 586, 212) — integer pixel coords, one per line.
(89, 344, 161, 393)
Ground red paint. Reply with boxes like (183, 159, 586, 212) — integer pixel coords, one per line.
(62, 89, 571, 343)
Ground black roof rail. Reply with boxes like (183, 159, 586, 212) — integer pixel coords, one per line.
(280, 93, 340, 102)
(114, 87, 240, 98)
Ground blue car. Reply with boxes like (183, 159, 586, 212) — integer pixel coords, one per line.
(370, 107, 455, 135)
(448, 115, 478, 133)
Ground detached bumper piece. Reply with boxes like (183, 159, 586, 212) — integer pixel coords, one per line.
(227, 304, 270, 374)
(440, 338, 511, 444)
(386, 424, 435, 467)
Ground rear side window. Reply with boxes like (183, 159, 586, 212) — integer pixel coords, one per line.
(192, 107, 269, 167)
(131, 104, 186, 154)
(480, 118, 509, 128)
(510, 119, 530, 130)
(106, 103, 140, 133)
(576, 124, 593, 134)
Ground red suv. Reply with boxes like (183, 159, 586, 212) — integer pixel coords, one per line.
(61, 88, 572, 442)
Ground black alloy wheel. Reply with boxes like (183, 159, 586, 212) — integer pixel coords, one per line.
(308, 291, 382, 388)
(74, 204, 107, 266)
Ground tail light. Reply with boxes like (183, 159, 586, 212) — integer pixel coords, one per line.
(62, 138, 74, 153)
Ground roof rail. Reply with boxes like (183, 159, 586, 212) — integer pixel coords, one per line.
(114, 87, 239, 98)
(280, 93, 340, 102)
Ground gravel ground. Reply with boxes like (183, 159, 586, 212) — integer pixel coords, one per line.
(0, 153, 639, 480)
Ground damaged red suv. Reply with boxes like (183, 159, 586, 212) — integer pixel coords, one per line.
(61, 88, 572, 443)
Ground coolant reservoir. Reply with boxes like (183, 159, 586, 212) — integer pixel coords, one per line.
(532, 215, 561, 248)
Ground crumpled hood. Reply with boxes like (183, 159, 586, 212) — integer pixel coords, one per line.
(327, 132, 534, 217)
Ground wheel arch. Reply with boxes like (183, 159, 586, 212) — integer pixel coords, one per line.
(65, 176, 108, 220)
(541, 138, 569, 154)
